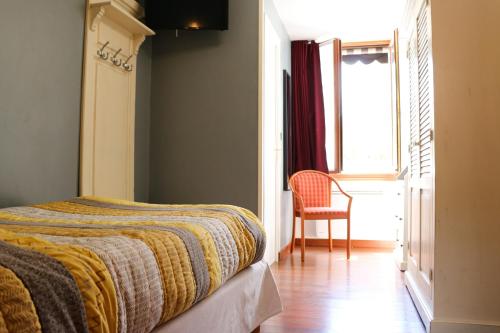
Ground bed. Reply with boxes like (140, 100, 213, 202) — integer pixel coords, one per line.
(0, 196, 282, 333)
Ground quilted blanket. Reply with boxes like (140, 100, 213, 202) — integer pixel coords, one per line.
(0, 196, 265, 333)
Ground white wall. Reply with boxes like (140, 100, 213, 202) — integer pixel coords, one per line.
(431, 0, 500, 329)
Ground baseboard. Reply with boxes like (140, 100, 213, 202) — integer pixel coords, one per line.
(430, 319, 500, 333)
(278, 241, 293, 261)
(278, 238, 396, 262)
(405, 272, 433, 332)
(293, 238, 395, 249)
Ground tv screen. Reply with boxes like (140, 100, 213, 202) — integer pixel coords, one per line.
(145, 0, 229, 31)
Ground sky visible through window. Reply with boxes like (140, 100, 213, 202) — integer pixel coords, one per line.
(342, 57, 393, 173)
(320, 47, 394, 173)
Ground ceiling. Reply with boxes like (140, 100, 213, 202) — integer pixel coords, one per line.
(271, 0, 406, 42)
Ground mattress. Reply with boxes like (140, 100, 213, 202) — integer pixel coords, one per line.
(0, 196, 268, 333)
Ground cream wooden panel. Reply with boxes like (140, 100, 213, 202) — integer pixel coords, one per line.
(80, 0, 154, 200)
(93, 62, 131, 198)
(409, 187, 420, 262)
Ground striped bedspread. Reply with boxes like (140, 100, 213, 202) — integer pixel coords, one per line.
(0, 196, 265, 333)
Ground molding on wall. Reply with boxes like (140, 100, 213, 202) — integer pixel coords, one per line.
(278, 239, 396, 261)
(278, 238, 396, 261)
(89, 0, 153, 34)
(293, 238, 396, 249)
(114, 0, 145, 18)
(90, 7, 106, 31)
(401, 0, 426, 37)
(430, 320, 500, 333)
(278, 241, 293, 261)
(257, 0, 263, 220)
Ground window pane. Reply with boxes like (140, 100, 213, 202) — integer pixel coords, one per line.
(341, 54, 394, 173)
(320, 43, 336, 170)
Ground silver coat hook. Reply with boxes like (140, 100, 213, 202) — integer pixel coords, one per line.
(97, 41, 110, 60)
(111, 48, 122, 66)
(122, 54, 133, 72)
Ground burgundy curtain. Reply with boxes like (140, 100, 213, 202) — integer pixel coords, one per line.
(291, 41, 329, 174)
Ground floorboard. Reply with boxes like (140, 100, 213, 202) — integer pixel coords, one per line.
(261, 247, 425, 333)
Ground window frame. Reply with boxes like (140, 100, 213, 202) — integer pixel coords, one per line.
(325, 39, 400, 181)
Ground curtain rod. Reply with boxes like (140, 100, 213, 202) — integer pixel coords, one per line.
(317, 39, 392, 49)
(319, 38, 338, 46)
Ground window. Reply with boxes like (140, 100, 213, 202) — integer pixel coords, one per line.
(320, 40, 399, 177)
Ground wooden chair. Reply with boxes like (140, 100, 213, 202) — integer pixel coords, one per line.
(289, 170, 353, 262)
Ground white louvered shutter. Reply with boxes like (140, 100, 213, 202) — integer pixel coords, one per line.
(409, 3, 433, 177)
(408, 31, 419, 177)
(416, 4, 433, 176)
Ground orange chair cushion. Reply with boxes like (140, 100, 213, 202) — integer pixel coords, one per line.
(295, 207, 348, 219)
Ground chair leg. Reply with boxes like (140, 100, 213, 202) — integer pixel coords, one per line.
(328, 219, 332, 252)
(290, 215, 296, 254)
(301, 217, 305, 262)
(347, 217, 351, 260)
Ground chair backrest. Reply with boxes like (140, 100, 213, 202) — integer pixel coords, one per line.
(289, 170, 331, 208)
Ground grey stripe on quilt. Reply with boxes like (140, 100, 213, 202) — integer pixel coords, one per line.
(0, 219, 211, 304)
(33, 235, 163, 333)
(68, 198, 265, 264)
(0, 240, 88, 333)
(4, 207, 240, 282)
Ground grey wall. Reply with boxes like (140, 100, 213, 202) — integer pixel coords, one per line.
(149, 0, 260, 213)
(0, 0, 288, 222)
(135, 38, 152, 202)
(0, 0, 85, 207)
(264, 0, 293, 249)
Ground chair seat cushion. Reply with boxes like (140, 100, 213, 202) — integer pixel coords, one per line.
(296, 207, 348, 219)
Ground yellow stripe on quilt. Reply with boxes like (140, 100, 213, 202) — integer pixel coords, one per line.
(0, 310, 7, 333)
(0, 224, 197, 324)
(0, 230, 118, 333)
(0, 265, 42, 333)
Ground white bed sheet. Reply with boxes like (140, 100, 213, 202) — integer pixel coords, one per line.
(153, 261, 282, 333)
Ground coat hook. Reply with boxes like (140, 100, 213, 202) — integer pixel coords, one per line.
(97, 41, 110, 60)
(111, 48, 122, 66)
(122, 54, 133, 71)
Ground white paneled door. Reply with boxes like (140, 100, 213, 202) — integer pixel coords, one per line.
(406, 1, 435, 324)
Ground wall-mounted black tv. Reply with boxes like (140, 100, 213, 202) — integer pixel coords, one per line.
(145, 0, 228, 31)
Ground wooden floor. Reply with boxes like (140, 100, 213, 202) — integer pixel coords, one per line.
(261, 247, 425, 333)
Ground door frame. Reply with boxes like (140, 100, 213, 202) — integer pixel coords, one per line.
(258, 3, 282, 264)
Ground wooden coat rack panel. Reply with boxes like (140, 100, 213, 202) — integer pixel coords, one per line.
(80, 0, 154, 200)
